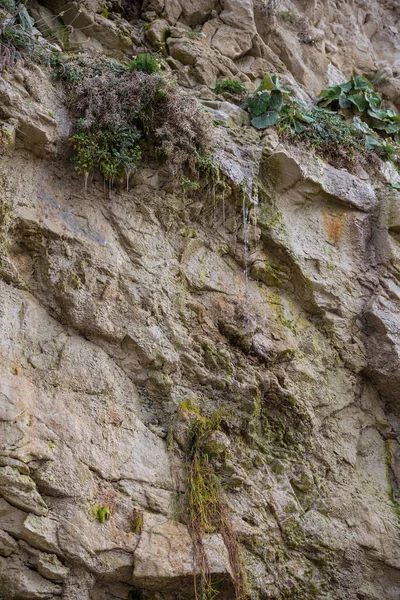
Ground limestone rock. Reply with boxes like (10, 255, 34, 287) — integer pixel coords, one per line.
(133, 514, 233, 594)
(20, 514, 61, 555)
(267, 149, 377, 211)
(201, 101, 250, 128)
(220, 0, 256, 32)
(0, 529, 18, 556)
(0, 467, 48, 516)
(180, 0, 218, 26)
(0, 554, 62, 599)
(211, 24, 254, 60)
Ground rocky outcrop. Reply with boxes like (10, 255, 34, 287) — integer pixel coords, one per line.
(1, 1, 400, 599)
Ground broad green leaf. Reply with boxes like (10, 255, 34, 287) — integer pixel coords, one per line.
(384, 122, 400, 134)
(353, 76, 372, 91)
(367, 107, 390, 121)
(295, 111, 314, 123)
(255, 73, 274, 92)
(293, 119, 306, 133)
(248, 92, 270, 116)
(365, 91, 382, 108)
(251, 111, 280, 129)
(348, 93, 367, 112)
(395, 132, 400, 144)
(271, 75, 291, 94)
(352, 116, 370, 133)
(269, 89, 283, 111)
(365, 135, 380, 150)
(339, 91, 352, 109)
(339, 81, 353, 93)
(317, 87, 343, 108)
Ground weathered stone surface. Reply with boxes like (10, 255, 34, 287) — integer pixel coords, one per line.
(201, 101, 250, 128)
(0, 554, 62, 599)
(0, 1, 400, 599)
(180, 0, 217, 25)
(20, 515, 61, 555)
(211, 24, 254, 60)
(0, 467, 48, 516)
(267, 149, 377, 211)
(133, 513, 233, 593)
(0, 529, 18, 556)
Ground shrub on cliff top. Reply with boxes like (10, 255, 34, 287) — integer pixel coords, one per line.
(52, 53, 213, 185)
(0, 0, 36, 70)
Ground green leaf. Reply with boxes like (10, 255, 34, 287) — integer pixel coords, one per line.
(353, 76, 372, 91)
(295, 111, 314, 123)
(251, 111, 281, 129)
(293, 119, 306, 133)
(367, 107, 390, 121)
(394, 132, 400, 144)
(317, 85, 341, 102)
(271, 75, 291, 94)
(348, 93, 367, 112)
(269, 89, 283, 111)
(248, 92, 270, 116)
(365, 135, 380, 150)
(352, 116, 370, 133)
(339, 92, 352, 109)
(339, 81, 353, 93)
(365, 91, 382, 109)
(255, 74, 274, 92)
(384, 122, 400, 134)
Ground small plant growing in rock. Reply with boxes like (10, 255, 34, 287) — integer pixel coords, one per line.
(214, 79, 247, 95)
(180, 405, 248, 600)
(131, 509, 143, 534)
(127, 53, 161, 74)
(278, 10, 298, 23)
(93, 503, 111, 523)
(317, 76, 400, 142)
(70, 124, 142, 188)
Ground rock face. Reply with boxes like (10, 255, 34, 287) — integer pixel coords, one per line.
(1, 1, 400, 600)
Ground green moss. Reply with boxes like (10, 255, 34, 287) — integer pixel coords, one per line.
(132, 510, 143, 534)
(93, 503, 111, 523)
(201, 342, 234, 376)
(68, 272, 82, 290)
(279, 10, 298, 23)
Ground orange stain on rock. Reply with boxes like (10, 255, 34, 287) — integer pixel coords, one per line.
(321, 210, 347, 245)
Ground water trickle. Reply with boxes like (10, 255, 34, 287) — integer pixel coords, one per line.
(242, 192, 249, 296)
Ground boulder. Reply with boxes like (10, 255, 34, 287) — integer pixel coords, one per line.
(267, 149, 377, 211)
(212, 24, 254, 60)
(0, 467, 48, 516)
(133, 513, 233, 595)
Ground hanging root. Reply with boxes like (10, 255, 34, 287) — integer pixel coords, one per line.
(184, 409, 248, 600)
